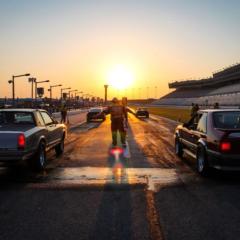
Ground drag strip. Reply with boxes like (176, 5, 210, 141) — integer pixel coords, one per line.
(1, 112, 240, 240)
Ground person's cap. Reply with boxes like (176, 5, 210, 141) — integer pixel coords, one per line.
(112, 97, 118, 103)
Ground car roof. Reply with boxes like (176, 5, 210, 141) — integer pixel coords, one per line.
(0, 108, 45, 112)
(89, 108, 102, 111)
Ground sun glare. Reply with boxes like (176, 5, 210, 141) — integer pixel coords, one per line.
(107, 65, 134, 90)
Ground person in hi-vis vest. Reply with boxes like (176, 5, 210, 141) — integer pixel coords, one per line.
(108, 97, 128, 147)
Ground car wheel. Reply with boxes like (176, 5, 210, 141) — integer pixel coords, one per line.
(175, 137, 183, 158)
(87, 118, 91, 123)
(32, 141, 47, 171)
(55, 136, 65, 156)
(197, 145, 209, 176)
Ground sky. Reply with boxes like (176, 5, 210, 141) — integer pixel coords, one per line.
(0, 0, 240, 99)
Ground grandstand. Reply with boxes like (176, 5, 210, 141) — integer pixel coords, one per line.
(154, 63, 240, 106)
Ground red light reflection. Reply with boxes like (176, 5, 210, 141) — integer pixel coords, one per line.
(110, 147, 123, 155)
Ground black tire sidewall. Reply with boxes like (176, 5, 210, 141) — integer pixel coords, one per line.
(36, 142, 46, 170)
(197, 146, 209, 176)
(175, 138, 183, 157)
(55, 137, 64, 156)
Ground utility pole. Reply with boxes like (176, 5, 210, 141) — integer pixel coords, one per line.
(28, 77, 36, 100)
(35, 80, 50, 100)
(61, 87, 71, 100)
(8, 73, 30, 105)
(104, 85, 108, 103)
(49, 84, 62, 102)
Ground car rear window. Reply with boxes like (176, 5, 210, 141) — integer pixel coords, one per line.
(213, 112, 240, 129)
(0, 112, 35, 125)
(89, 108, 101, 112)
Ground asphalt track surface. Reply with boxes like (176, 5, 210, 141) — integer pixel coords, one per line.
(1, 112, 240, 240)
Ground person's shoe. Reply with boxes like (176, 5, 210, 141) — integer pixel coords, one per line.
(122, 143, 127, 148)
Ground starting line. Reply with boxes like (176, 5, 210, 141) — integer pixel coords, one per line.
(32, 167, 181, 191)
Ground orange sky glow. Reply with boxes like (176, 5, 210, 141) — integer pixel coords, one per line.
(0, 1, 240, 100)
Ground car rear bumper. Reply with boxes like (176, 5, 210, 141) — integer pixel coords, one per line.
(136, 113, 148, 117)
(0, 150, 34, 162)
(207, 149, 240, 170)
(87, 113, 104, 120)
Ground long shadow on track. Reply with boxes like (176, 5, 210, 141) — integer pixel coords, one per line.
(89, 145, 133, 240)
(89, 123, 153, 240)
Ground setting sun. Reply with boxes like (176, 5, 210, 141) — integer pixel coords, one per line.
(107, 65, 134, 90)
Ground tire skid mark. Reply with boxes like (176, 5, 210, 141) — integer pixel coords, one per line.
(129, 114, 180, 167)
(146, 190, 165, 240)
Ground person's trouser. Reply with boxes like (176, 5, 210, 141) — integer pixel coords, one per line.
(61, 113, 66, 123)
(111, 119, 126, 145)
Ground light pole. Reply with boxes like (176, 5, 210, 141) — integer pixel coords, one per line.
(75, 91, 82, 99)
(35, 80, 50, 100)
(82, 93, 89, 101)
(68, 89, 77, 100)
(8, 73, 30, 105)
(75, 91, 83, 101)
(49, 84, 62, 101)
(28, 77, 37, 99)
(104, 85, 108, 104)
(82, 94, 90, 106)
(61, 87, 71, 100)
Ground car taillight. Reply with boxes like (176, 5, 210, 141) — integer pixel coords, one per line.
(18, 134, 25, 149)
(220, 142, 231, 151)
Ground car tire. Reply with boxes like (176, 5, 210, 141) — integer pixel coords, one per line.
(87, 118, 91, 123)
(175, 137, 183, 158)
(196, 145, 209, 176)
(55, 136, 65, 156)
(32, 141, 47, 171)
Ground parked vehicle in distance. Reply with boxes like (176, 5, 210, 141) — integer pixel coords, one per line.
(102, 106, 109, 114)
(175, 109, 240, 175)
(87, 107, 106, 122)
(136, 108, 149, 118)
(0, 109, 66, 171)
